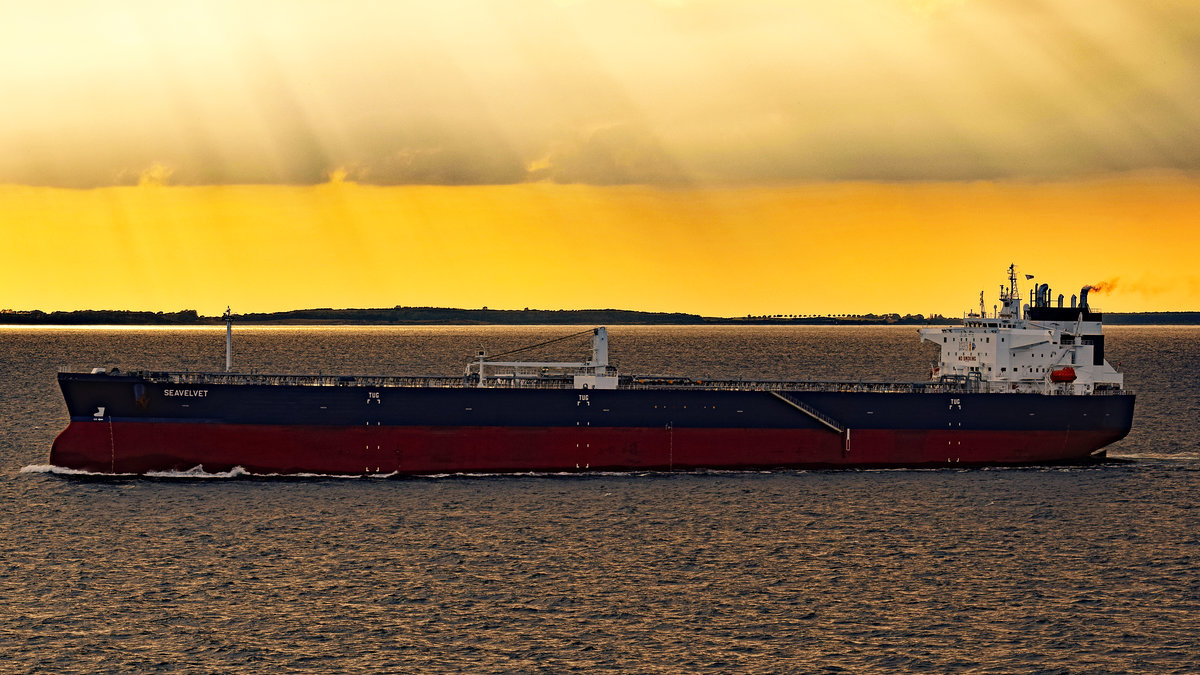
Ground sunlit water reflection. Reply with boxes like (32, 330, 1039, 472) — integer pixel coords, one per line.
(2, 326, 1197, 672)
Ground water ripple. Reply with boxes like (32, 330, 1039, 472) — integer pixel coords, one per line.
(3, 327, 1199, 672)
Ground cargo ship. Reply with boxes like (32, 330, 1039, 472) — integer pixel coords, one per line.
(50, 267, 1134, 475)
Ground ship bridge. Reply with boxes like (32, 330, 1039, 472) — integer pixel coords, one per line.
(919, 265, 1124, 395)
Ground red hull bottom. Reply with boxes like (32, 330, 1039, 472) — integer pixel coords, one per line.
(50, 422, 1121, 475)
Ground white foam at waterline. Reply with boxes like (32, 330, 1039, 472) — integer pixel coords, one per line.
(143, 465, 365, 479)
(20, 464, 135, 476)
(408, 469, 794, 479)
(20, 465, 56, 473)
(22, 463, 368, 479)
(24, 463, 1131, 481)
(144, 465, 251, 479)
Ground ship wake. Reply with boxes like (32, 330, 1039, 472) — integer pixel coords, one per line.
(22, 464, 373, 479)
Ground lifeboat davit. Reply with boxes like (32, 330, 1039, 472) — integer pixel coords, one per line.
(1050, 367, 1077, 383)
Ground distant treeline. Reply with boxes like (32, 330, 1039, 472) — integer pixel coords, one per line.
(0, 309, 202, 325)
(1104, 312, 1200, 325)
(1, 307, 947, 325)
(3, 307, 1198, 326)
(234, 307, 705, 325)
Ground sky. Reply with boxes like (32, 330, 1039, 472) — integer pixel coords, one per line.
(3, 0, 1199, 316)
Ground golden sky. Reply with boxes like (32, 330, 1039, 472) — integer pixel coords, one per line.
(3, 0, 1199, 315)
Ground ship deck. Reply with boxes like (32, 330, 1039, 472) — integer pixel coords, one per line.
(66, 369, 1131, 397)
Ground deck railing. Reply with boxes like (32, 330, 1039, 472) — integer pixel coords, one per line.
(72, 369, 1128, 396)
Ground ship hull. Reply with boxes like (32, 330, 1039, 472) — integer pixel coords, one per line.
(50, 373, 1135, 475)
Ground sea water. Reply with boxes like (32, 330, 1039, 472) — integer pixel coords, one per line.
(2, 325, 1197, 672)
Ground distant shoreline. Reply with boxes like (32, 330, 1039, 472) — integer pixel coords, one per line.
(4, 308, 1200, 326)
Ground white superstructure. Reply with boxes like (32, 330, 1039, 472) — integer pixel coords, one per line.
(919, 265, 1124, 395)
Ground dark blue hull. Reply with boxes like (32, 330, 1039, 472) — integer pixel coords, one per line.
(51, 372, 1135, 475)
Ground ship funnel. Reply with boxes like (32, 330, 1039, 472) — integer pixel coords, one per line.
(1037, 283, 1049, 307)
(1080, 286, 1092, 308)
(1071, 294, 1077, 308)
(1057, 293, 1064, 308)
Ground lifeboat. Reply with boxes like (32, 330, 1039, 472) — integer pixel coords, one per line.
(1050, 367, 1077, 383)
